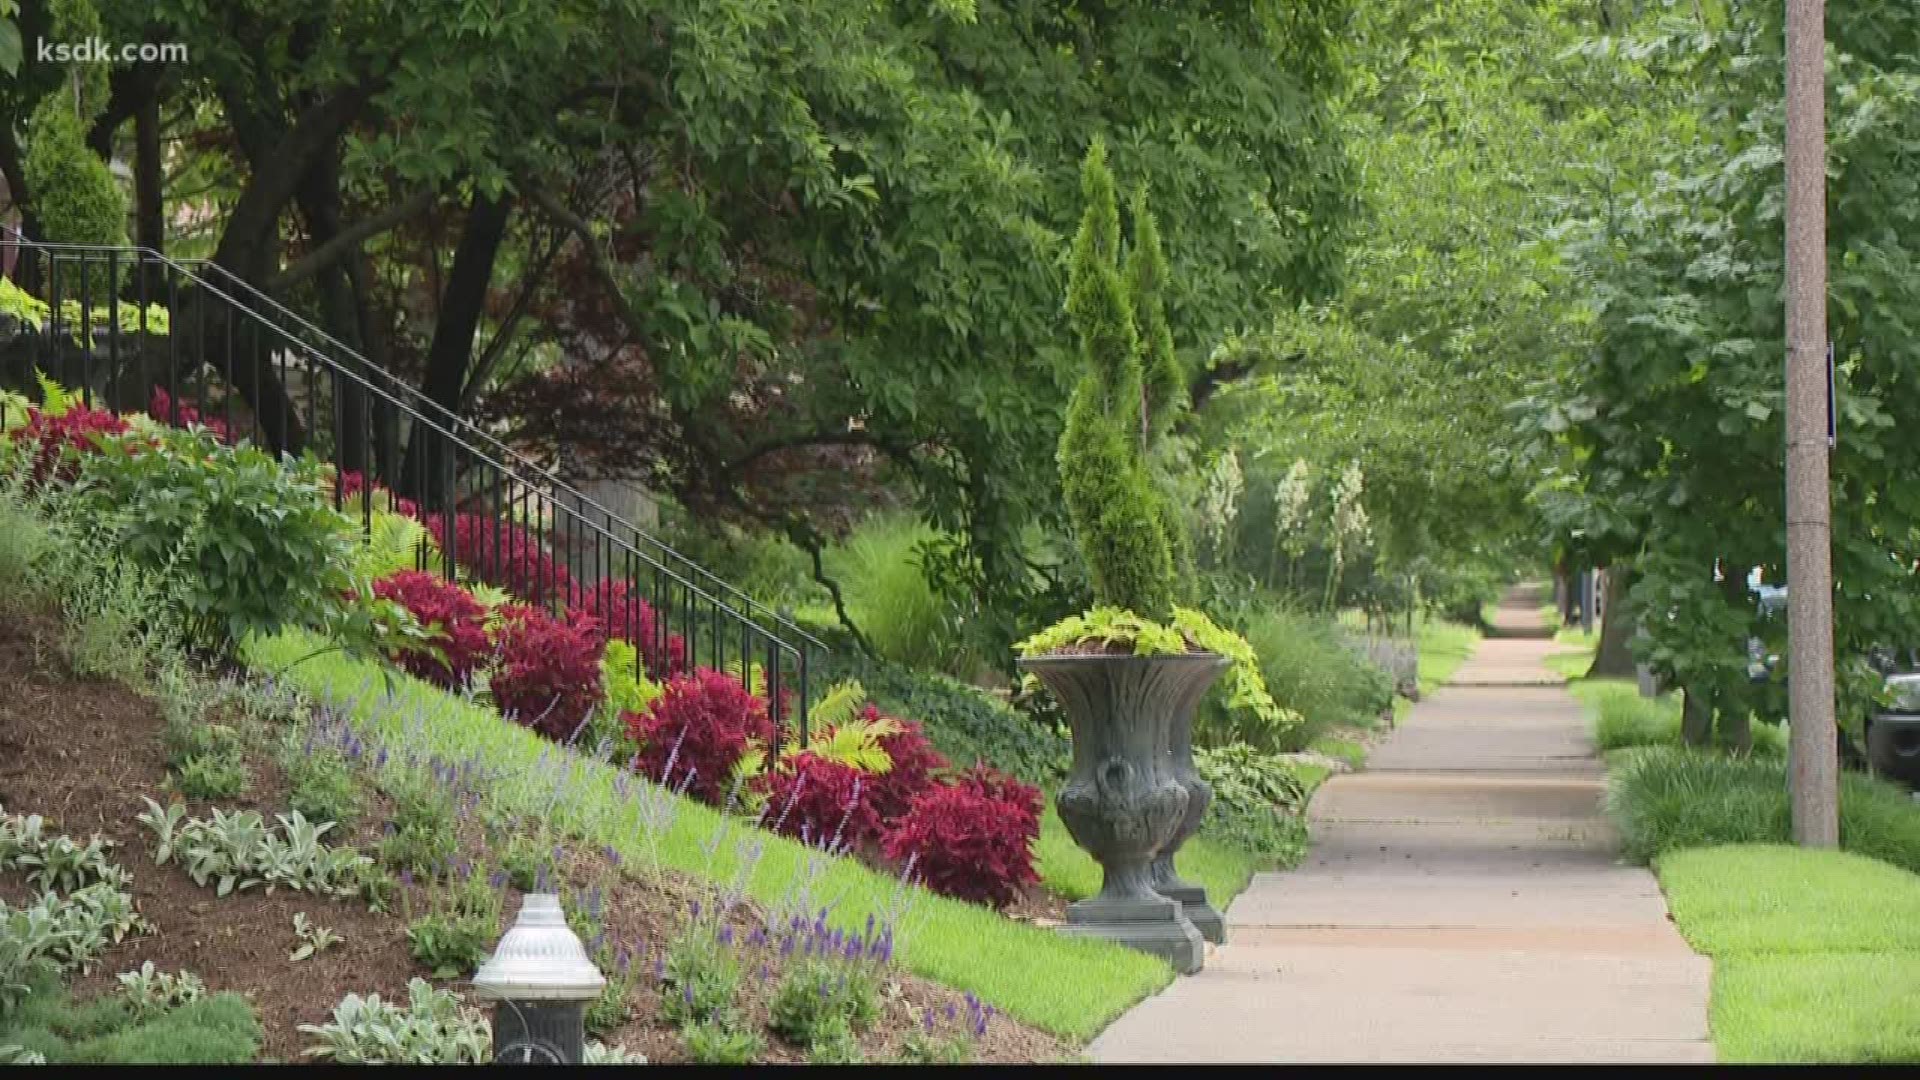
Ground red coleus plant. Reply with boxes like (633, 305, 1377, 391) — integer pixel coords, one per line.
(147, 385, 231, 444)
(10, 403, 128, 486)
(757, 751, 885, 851)
(879, 765, 1043, 910)
(426, 512, 575, 604)
(569, 577, 686, 678)
(370, 570, 491, 690)
(864, 709, 950, 824)
(490, 604, 607, 742)
(337, 468, 419, 518)
(627, 667, 772, 806)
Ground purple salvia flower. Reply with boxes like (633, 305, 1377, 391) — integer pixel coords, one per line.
(717, 926, 733, 947)
(945, 1003, 957, 1022)
(489, 870, 506, 889)
(400, 868, 414, 887)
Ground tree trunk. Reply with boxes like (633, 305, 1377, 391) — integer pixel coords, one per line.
(133, 93, 166, 295)
(1586, 564, 1638, 678)
(1681, 685, 1713, 747)
(399, 193, 512, 509)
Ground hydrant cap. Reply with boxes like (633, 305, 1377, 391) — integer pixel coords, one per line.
(471, 893, 607, 1001)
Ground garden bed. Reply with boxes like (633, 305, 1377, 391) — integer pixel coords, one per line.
(0, 612, 1072, 1063)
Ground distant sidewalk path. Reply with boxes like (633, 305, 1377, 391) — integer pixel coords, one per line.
(1090, 585, 1715, 1063)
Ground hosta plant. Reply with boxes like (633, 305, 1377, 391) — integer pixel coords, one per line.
(72, 426, 360, 649)
(299, 979, 491, 1064)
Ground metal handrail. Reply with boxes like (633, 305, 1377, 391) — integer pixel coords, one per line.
(0, 229, 827, 657)
(1, 230, 821, 742)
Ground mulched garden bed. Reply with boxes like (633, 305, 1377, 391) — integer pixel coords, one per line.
(0, 612, 1068, 1064)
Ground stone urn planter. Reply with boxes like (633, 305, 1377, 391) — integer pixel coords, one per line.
(1018, 651, 1228, 975)
(1152, 675, 1227, 945)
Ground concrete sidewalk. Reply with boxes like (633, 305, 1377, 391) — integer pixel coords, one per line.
(1089, 587, 1715, 1064)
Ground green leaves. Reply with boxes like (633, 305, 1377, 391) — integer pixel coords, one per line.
(72, 427, 360, 652)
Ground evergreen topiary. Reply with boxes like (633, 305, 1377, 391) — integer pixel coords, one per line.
(1056, 141, 1180, 621)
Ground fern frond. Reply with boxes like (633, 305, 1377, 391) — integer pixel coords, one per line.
(33, 370, 74, 418)
(800, 711, 900, 774)
(806, 680, 867, 730)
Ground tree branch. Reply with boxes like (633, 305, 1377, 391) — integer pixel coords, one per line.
(271, 189, 437, 290)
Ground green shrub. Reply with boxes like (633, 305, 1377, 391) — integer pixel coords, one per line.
(817, 513, 983, 678)
(376, 771, 459, 878)
(282, 742, 360, 828)
(404, 874, 501, 979)
(1607, 747, 1920, 872)
(171, 753, 251, 801)
(65, 995, 260, 1065)
(679, 1012, 763, 1064)
(804, 1015, 864, 1063)
(404, 911, 493, 981)
(1579, 681, 1786, 757)
(1236, 606, 1394, 752)
(73, 426, 359, 650)
(824, 655, 1067, 785)
(1201, 801, 1309, 869)
(767, 958, 880, 1046)
(1056, 140, 1178, 620)
(659, 926, 740, 1028)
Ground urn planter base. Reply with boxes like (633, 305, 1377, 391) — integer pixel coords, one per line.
(1152, 878, 1224, 945)
(1060, 894, 1205, 975)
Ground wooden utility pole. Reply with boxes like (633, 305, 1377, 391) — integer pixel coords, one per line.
(1783, 0, 1838, 846)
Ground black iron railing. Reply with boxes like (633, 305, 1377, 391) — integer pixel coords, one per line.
(1, 231, 822, 750)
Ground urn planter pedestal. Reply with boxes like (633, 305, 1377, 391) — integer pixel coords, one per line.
(1018, 651, 1228, 975)
(1152, 674, 1227, 944)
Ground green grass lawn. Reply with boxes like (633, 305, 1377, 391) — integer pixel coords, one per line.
(1036, 801, 1260, 906)
(246, 630, 1171, 1042)
(1656, 845, 1920, 1062)
(1572, 679, 1786, 757)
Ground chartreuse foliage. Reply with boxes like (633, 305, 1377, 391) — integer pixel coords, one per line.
(247, 628, 1175, 1040)
(1014, 606, 1298, 751)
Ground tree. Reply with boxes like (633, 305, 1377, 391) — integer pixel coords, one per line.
(1540, 0, 1920, 748)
